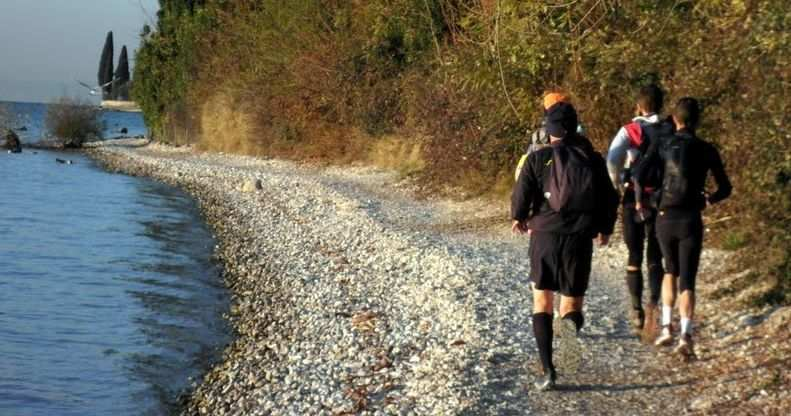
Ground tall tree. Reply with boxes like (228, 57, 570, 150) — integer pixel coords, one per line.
(97, 31, 114, 100)
(114, 45, 131, 100)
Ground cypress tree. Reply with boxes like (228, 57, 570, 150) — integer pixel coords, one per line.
(97, 31, 114, 100)
(114, 46, 131, 100)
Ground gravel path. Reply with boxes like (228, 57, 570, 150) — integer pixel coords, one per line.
(88, 139, 703, 415)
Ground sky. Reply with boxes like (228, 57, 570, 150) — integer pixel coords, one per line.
(0, 0, 160, 103)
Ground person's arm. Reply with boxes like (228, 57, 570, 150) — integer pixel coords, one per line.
(511, 154, 538, 232)
(606, 126, 630, 191)
(594, 152, 619, 243)
(706, 143, 733, 204)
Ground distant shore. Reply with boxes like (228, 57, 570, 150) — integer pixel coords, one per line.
(99, 100, 141, 112)
(19, 136, 146, 150)
(85, 139, 791, 415)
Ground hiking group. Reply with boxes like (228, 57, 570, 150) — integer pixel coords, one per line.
(511, 86, 732, 391)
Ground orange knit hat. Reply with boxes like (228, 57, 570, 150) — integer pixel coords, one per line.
(543, 92, 570, 110)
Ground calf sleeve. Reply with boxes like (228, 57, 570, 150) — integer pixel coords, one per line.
(625, 270, 643, 310)
(563, 310, 585, 332)
(532, 313, 554, 372)
(647, 263, 663, 305)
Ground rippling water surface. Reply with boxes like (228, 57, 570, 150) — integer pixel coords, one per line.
(0, 147, 230, 414)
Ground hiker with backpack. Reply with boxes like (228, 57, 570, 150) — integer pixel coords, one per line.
(514, 92, 586, 181)
(633, 97, 732, 355)
(606, 85, 674, 332)
(512, 102, 619, 390)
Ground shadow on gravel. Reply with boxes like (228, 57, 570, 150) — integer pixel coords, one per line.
(553, 381, 680, 392)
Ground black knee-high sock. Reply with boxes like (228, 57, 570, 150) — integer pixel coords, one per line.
(626, 270, 643, 310)
(647, 264, 663, 305)
(563, 310, 585, 332)
(532, 313, 554, 373)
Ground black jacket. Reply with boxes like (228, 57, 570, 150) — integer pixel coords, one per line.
(511, 134, 619, 236)
(634, 128, 732, 214)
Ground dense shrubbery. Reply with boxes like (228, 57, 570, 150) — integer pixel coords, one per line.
(45, 97, 103, 148)
(133, 0, 789, 303)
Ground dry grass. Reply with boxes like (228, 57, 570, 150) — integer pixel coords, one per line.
(367, 136, 425, 177)
(197, 92, 256, 154)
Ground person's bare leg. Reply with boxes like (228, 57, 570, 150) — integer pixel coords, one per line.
(656, 274, 677, 346)
(678, 289, 694, 320)
(559, 295, 584, 324)
(556, 295, 585, 373)
(560, 295, 585, 332)
(533, 290, 554, 314)
(678, 289, 695, 341)
(674, 289, 696, 355)
(661, 273, 677, 309)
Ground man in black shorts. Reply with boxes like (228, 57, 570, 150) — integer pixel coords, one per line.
(634, 97, 732, 355)
(512, 102, 619, 390)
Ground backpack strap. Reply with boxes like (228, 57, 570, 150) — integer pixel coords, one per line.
(624, 121, 644, 148)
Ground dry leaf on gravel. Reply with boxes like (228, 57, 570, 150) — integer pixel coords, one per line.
(351, 311, 378, 332)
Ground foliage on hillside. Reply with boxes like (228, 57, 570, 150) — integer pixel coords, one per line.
(133, 0, 790, 303)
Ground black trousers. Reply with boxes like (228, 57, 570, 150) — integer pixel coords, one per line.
(622, 205, 663, 270)
(622, 205, 664, 305)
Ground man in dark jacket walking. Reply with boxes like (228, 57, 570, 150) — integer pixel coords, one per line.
(512, 102, 619, 390)
(634, 97, 732, 355)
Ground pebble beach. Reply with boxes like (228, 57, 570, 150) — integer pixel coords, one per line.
(87, 139, 768, 415)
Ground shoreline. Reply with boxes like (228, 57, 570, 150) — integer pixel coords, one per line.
(86, 139, 790, 415)
(87, 140, 490, 414)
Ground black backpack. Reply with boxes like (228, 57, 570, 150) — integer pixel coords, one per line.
(545, 143, 597, 214)
(638, 119, 675, 191)
(658, 134, 695, 209)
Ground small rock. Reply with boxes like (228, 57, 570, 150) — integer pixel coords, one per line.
(738, 314, 764, 328)
(689, 397, 713, 411)
(764, 306, 791, 333)
(241, 178, 262, 193)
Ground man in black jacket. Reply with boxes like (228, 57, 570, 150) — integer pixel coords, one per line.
(634, 97, 732, 355)
(512, 102, 619, 390)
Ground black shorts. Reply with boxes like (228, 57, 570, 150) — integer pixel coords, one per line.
(656, 214, 703, 292)
(529, 231, 593, 297)
(622, 205, 663, 269)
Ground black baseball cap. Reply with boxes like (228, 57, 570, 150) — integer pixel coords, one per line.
(545, 102, 578, 139)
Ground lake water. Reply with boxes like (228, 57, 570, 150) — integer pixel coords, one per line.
(0, 103, 231, 415)
(1, 101, 148, 144)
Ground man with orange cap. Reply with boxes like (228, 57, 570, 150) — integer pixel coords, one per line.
(515, 92, 582, 181)
(512, 101, 619, 390)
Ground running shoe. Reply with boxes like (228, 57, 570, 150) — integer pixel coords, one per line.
(654, 325, 674, 347)
(556, 318, 583, 373)
(534, 368, 557, 391)
(674, 333, 695, 357)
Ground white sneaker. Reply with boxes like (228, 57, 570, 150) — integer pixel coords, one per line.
(654, 325, 674, 347)
(674, 333, 695, 356)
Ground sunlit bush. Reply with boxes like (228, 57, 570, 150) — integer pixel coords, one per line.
(45, 97, 103, 148)
(133, 0, 790, 303)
